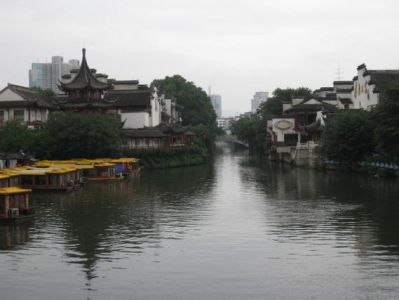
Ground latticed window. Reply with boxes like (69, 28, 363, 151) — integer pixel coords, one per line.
(0, 111, 4, 126)
(13, 110, 25, 122)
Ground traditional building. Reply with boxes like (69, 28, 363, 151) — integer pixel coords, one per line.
(58, 48, 111, 112)
(58, 48, 162, 129)
(352, 64, 399, 110)
(121, 126, 195, 152)
(269, 96, 337, 166)
(313, 82, 353, 110)
(0, 83, 54, 128)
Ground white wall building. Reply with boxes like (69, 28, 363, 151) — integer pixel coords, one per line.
(351, 64, 399, 111)
(251, 91, 269, 113)
(103, 80, 162, 129)
(0, 84, 52, 128)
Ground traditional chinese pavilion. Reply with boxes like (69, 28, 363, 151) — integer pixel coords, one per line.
(58, 48, 114, 112)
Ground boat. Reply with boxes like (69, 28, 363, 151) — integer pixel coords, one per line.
(0, 187, 34, 223)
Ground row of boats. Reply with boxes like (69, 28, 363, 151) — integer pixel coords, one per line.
(0, 158, 139, 223)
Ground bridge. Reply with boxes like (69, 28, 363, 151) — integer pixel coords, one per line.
(218, 135, 249, 148)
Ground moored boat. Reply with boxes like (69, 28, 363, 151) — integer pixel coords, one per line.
(0, 187, 34, 223)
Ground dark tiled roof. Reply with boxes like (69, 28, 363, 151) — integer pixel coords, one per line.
(338, 98, 353, 104)
(325, 93, 337, 100)
(161, 126, 195, 135)
(333, 81, 353, 85)
(319, 87, 334, 91)
(104, 89, 151, 108)
(357, 63, 366, 70)
(0, 152, 30, 160)
(367, 70, 399, 94)
(110, 80, 139, 84)
(0, 84, 55, 109)
(304, 119, 323, 133)
(121, 129, 167, 138)
(58, 102, 114, 109)
(60, 49, 109, 91)
(336, 88, 353, 93)
(95, 73, 108, 78)
(284, 100, 337, 114)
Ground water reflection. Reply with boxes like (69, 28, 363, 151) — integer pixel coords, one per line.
(0, 222, 33, 250)
(240, 158, 399, 254)
(2, 144, 399, 299)
(29, 163, 215, 286)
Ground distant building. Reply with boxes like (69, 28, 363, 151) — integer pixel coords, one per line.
(217, 117, 234, 131)
(29, 56, 79, 93)
(251, 91, 269, 113)
(210, 94, 222, 118)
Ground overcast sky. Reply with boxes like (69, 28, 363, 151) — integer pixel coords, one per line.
(1, 0, 399, 116)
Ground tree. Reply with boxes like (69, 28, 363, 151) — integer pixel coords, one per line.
(151, 75, 216, 127)
(42, 112, 121, 159)
(372, 88, 399, 160)
(320, 110, 374, 164)
(0, 121, 37, 153)
(272, 87, 313, 103)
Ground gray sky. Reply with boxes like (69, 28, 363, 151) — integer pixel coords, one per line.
(1, 0, 399, 116)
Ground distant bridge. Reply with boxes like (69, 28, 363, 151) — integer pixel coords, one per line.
(218, 135, 249, 148)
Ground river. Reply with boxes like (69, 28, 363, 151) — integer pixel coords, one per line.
(1, 142, 399, 299)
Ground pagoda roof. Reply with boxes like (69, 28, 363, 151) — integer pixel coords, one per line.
(60, 49, 109, 91)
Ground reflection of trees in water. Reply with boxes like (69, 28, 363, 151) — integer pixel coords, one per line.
(30, 163, 215, 284)
(0, 222, 33, 250)
(239, 160, 399, 253)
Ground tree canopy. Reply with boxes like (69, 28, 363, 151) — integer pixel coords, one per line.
(0, 121, 36, 153)
(372, 88, 399, 160)
(42, 112, 121, 159)
(320, 110, 374, 163)
(151, 75, 216, 127)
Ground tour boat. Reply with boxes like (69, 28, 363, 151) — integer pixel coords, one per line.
(108, 158, 140, 177)
(0, 187, 34, 223)
(17, 166, 81, 191)
(84, 162, 122, 181)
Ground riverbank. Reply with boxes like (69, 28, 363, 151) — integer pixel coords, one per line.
(123, 145, 212, 169)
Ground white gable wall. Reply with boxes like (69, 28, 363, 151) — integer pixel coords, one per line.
(0, 88, 24, 101)
(122, 112, 150, 129)
(352, 68, 379, 110)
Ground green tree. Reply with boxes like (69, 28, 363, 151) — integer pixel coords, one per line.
(0, 121, 37, 153)
(372, 88, 399, 160)
(152, 75, 216, 127)
(43, 112, 121, 159)
(320, 110, 374, 163)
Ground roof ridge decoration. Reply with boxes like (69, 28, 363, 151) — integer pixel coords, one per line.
(59, 48, 109, 91)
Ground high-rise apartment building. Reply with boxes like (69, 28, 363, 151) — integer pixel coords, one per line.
(210, 94, 222, 118)
(251, 91, 269, 113)
(29, 56, 79, 93)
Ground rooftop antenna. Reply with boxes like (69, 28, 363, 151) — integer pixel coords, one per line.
(335, 64, 343, 81)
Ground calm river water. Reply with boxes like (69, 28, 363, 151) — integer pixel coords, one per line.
(1, 142, 399, 299)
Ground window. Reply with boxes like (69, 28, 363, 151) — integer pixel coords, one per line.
(13, 110, 25, 122)
(0, 111, 4, 126)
